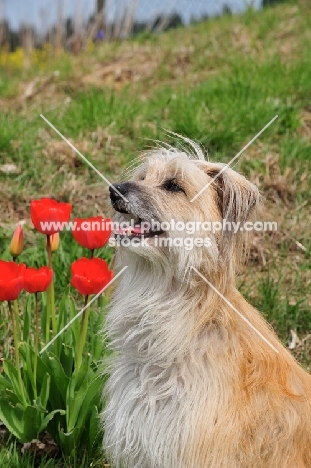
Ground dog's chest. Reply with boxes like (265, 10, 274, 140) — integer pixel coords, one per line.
(105, 357, 189, 456)
(104, 343, 232, 468)
(104, 298, 224, 466)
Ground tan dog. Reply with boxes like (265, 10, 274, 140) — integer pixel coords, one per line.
(102, 146, 311, 468)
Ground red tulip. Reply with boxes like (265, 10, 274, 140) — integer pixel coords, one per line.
(0, 260, 25, 301)
(71, 257, 113, 295)
(72, 217, 112, 250)
(31, 198, 72, 235)
(9, 225, 24, 258)
(24, 266, 53, 293)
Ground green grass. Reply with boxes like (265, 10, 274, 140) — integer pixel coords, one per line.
(0, 441, 106, 468)
(0, 443, 60, 468)
(1, 0, 311, 465)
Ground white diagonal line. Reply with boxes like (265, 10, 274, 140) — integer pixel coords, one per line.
(40, 114, 128, 202)
(190, 115, 278, 202)
(191, 266, 279, 353)
(39, 266, 128, 354)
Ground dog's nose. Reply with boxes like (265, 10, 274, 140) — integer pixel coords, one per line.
(109, 183, 128, 202)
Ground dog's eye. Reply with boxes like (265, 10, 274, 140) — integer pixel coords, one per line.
(163, 179, 185, 193)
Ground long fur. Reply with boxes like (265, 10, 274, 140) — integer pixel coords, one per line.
(102, 146, 311, 468)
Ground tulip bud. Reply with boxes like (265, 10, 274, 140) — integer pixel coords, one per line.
(9, 225, 24, 258)
(46, 233, 60, 253)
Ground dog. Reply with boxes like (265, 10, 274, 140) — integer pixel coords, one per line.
(102, 144, 311, 468)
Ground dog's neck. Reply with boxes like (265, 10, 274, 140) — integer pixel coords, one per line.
(106, 251, 234, 366)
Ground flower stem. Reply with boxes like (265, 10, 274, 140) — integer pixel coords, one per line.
(45, 236, 51, 343)
(75, 295, 90, 371)
(8, 301, 27, 407)
(46, 235, 57, 335)
(13, 299, 21, 342)
(34, 292, 39, 399)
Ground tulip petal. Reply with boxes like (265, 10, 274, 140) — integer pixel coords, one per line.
(70, 257, 113, 296)
(31, 198, 72, 235)
(72, 217, 112, 250)
(24, 266, 53, 293)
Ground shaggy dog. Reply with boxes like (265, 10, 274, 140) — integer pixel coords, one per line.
(102, 145, 311, 468)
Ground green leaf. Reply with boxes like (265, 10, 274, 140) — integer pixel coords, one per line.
(67, 365, 102, 433)
(0, 373, 13, 391)
(88, 405, 101, 453)
(39, 372, 51, 408)
(91, 313, 104, 361)
(76, 373, 102, 430)
(57, 288, 69, 335)
(40, 291, 48, 340)
(66, 365, 88, 432)
(74, 354, 92, 391)
(0, 399, 24, 441)
(3, 360, 28, 406)
(38, 355, 62, 410)
(43, 352, 69, 404)
(23, 294, 34, 344)
(59, 343, 74, 378)
(5, 388, 20, 405)
(20, 344, 62, 410)
(38, 409, 66, 435)
(68, 296, 80, 354)
(19, 342, 35, 394)
(19, 343, 49, 382)
(33, 397, 48, 413)
(58, 426, 81, 456)
(23, 405, 41, 441)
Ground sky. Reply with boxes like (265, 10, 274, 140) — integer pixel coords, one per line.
(2, 0, 263, 32)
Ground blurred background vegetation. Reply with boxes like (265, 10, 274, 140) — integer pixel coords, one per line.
(0, 0, 287, 66)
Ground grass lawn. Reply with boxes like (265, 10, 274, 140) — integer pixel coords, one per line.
(1, 0, 311, 465)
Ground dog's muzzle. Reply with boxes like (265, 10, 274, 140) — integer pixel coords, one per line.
(109, 183, 132, 213)
(109, 182, 164, 239)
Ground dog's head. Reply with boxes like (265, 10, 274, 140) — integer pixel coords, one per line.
(109, 149, 261, 280)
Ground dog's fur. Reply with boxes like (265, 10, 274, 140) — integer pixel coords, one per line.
(102, 146, 311, 468)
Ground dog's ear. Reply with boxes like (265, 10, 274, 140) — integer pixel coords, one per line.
(196, 162, 261, 224)
(195, 161, 262, 271)
(210, 166, 261, 224)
